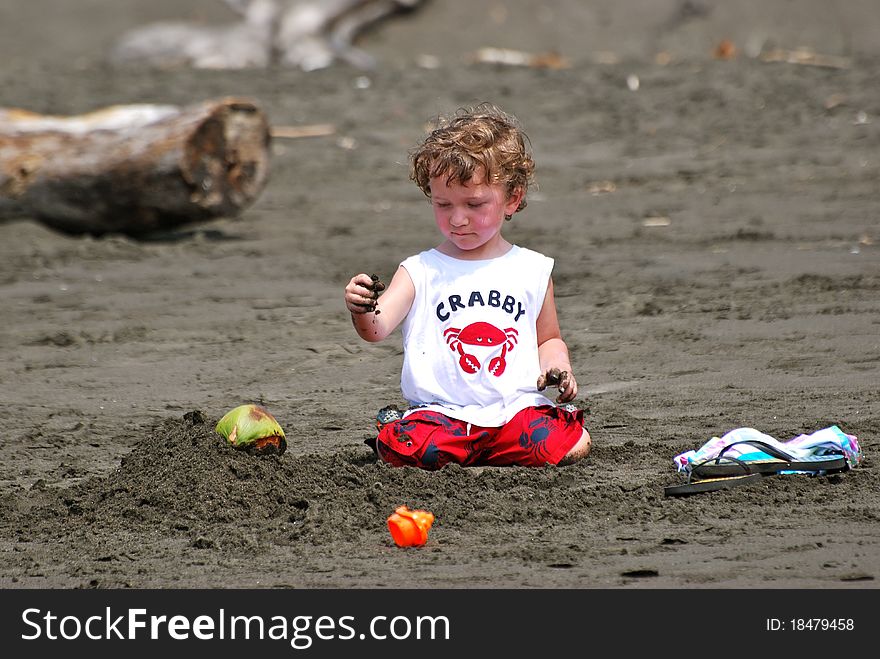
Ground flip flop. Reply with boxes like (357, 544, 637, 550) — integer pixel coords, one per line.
(664, 473, 764, 497)
(689, 439, 847, 479)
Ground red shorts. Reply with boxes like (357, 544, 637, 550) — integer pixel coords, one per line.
(375, 405, 585, 469)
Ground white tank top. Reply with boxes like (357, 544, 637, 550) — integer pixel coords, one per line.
(399, 245, 556, 427)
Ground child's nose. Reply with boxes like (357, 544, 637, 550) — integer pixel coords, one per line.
(450, 208, 468, 226)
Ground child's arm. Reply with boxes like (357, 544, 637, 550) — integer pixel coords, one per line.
(535, 278, 579, 403)
(344, 266, 415, 342)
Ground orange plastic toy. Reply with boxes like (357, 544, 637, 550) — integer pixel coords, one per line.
(387, 505, 435, 547)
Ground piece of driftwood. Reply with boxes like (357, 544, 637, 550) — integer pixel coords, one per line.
(0, 98, 271, 236)
(110, 0, 426, 72)
(276, 0, 423, 70)
(110, 0, 279, 70)
(270, 123, 336, 138)
(759, 47, 851, 70)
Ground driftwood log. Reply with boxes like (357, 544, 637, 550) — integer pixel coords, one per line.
(110, 0, 426, 72)
(0, 98, 271, 236)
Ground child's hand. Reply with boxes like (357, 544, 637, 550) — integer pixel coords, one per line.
(537, 367, 577, 403)
(345, 273, 386, 314)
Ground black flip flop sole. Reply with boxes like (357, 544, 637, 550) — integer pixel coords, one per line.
(691, 454, 846, 479)
(664, 473, 764, 497)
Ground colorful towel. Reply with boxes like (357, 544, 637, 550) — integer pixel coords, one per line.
(674, 425, 862, 474)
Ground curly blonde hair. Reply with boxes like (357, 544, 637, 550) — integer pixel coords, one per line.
(409, 103, 535, 214)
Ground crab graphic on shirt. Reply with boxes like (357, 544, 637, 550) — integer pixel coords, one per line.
(443, 322, 518, 376)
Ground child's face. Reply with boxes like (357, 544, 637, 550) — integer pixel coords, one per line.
(429, 170, 522, 257)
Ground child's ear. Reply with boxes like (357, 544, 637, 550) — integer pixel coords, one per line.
(506, 186, 524, 213)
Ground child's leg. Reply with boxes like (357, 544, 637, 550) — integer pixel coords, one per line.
(375, 410, 478, 470)
(558, 427, 592, 466)
(476, 405, 589, 467)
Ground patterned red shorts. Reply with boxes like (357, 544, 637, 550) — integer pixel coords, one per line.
(375, 405, 585, 469)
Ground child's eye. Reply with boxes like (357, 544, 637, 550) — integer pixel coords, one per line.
(468, 202, 485, 208)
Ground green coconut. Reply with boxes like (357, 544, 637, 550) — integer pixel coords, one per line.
(215, 404, 287, 456)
